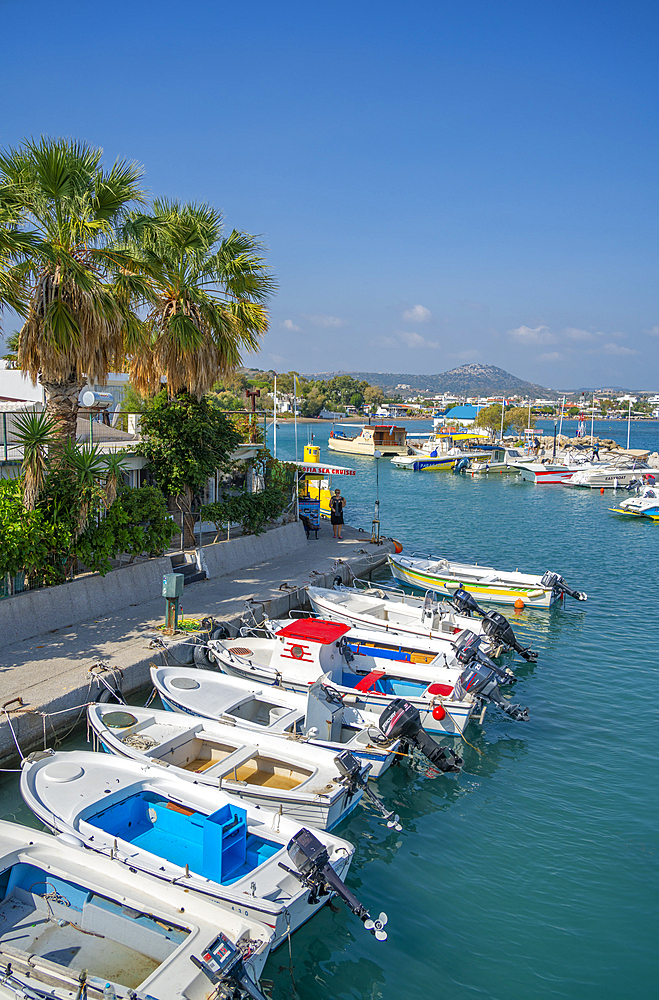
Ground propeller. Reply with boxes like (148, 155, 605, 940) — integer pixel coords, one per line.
(364, 912, 388, 941)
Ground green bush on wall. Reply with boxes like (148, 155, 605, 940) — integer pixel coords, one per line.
(201, 486, 289, 537)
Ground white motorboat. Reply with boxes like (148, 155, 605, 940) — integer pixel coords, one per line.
(208, 618, 529, 731)
(21, 751, 385, 950)
(0, 819, 273, 1000)
(327, 423, 408, 456)
(388, 552, 587, 609)
(307, 583, 537, 660)
(562, 456, 655, 489)
(609, 484, 659, 520)
(87, 702, 371, 831)
(468, 447, 526, 474)
(150, 666, 399, 778)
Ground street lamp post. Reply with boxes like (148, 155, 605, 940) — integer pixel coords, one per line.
(371, 449, 382, 544)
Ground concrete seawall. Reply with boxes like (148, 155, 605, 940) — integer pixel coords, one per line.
(0, 523, 394, 766)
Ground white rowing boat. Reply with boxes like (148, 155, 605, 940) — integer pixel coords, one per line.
(387, 553, 587, 608)
(87, 701, 370, 831)
(150, 667, 398, 778)
(0, 819, 273, 1000)
(21, 751, 381, 950)
(306, 583, 536, 659)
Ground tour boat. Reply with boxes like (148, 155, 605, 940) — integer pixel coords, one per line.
(327, 424, 408, 456)
(150, 666, 399, 778)
(207, 618, 529, 731)
(21, 751, 379, 950)
(87, 702, 371, 831)
(609, 484, 659, 520)
(0, 819, 273, 1000)
(391, 432, 490, 472)
(306, 583, 537, 660)
(388, 553, 587, 608)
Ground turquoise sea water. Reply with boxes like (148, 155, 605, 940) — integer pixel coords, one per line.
(259, 419, 658, 1000)
(1, 418, 657, 999)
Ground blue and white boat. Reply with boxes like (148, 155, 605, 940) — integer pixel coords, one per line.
(20, 751, 378, 950)
(0, 819, 273, 1000)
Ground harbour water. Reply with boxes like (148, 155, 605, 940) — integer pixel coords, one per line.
(1, 418, 657, 999)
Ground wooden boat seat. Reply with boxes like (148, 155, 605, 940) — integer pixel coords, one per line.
(231, 762, 303, 790)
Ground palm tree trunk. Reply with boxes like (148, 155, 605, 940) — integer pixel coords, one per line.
(40, 372, 85, 448)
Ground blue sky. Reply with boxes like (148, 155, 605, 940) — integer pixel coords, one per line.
(2, 0, 658, 390)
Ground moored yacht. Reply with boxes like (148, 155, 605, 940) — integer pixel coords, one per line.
(328, 423, 408, 456)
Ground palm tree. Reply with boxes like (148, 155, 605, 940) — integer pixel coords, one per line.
(12, 410, 56, 509)
(0, 136, 145, 448)
(123, 200, 276, 397)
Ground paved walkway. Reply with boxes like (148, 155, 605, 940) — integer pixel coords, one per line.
(0, 527, 392, 764)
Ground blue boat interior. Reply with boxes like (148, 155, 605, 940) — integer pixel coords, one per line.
(341, 671, 428, 696)
(88, 791, 280, 884)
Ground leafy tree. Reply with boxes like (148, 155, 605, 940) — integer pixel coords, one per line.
(122, 200, 275, 398)
(12, 410, 56, 508)
(349, 392, 364, 408)
(1, 330, 20, 368)
(507, 407, 535, 434)
(364, 385, 385, 407)
(137, 390, 241, 547)
(568, 406, 580, 417)
(300, 385, 328, 417)
(0, 136, 145, 448)
(475, 403, 503, 431)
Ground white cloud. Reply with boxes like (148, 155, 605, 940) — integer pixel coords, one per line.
(601, 342, 638, 356)
(400, 331, 439, 349)
(280, 319, 301, 332)
(303, 314, 347, 328)
(508, 325, 553, 344)
(539, 352, 565, 362)
(645, 326, 659, 336)
(402, 304, 432, 323)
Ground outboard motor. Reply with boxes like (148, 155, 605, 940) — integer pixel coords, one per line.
(452, 588, 537, 661)
(453, 630, 516, 684)
(481, 610, 538, 662)
(540, 570, 587, 602)
(190, 932, 269, 1000)
(279, 828, 389, 940)
(333, 750, 402, 830)
(450, 587, 484, 617)
(453, 660, 529, 721)
(378, 699, 463, 772)
(454, 457, 470, 474)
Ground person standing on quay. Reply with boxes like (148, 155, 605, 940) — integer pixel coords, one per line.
(330, 488, 346, 539)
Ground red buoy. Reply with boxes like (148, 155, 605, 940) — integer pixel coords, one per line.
(432, 704, 446, 721)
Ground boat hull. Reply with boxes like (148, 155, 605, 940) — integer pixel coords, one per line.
(388, 555, 556, 608)
(328, 438, 407, 456)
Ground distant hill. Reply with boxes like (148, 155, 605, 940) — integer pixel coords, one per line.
(304, 364, 559, 398)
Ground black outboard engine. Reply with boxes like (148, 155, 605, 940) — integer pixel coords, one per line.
(378, 699, 463, 772)
(452, 588, 537, 661)
(190, 932, 269, 1000)
(450, 587, 484, 617)
(279, 828, 389, 940)
(481, 610, 538, 662)
(540, 570, 587, 602)
(453, 630, 516, 684)
(333, 750, 402, 830)
(453, 660, 529, 721)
